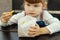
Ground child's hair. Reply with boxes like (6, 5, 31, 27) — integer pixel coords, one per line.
(24, 0, 46, 7)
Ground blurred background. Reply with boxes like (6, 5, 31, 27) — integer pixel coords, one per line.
(0, 0, 60, 14)
(0, 0, 12, 16)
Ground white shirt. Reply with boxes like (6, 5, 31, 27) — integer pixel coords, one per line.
(0, 10, 60, 34)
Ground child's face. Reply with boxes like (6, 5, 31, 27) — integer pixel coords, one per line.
(24, 1, 43, 17)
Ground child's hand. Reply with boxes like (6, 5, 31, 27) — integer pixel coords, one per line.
(28, 24, 50, 37)
(1, 10, 14, 23)
(28, 24, 41, 37)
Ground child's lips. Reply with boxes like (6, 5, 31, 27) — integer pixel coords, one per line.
(29, 13, 34, 15)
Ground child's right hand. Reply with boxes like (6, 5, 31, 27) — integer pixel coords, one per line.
(0, 10, 14, 23)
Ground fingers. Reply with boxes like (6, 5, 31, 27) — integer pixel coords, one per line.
(28, 29, 36, 37)
(28, 27, 36, 32)
(28, 24, 40, 33)
(1, 10, 14, 23)
(28, 31, 36, 35)
(1, 14, 11, 23)
(2, 12, 9, 16)
(28, 24, 40, 37)
(2, 12, 12, 19)
(28, 30, 36, 37)
(2, 10, 14, 16)
(28, 26, 36, 37)
(2, 10, 14, 18)
(35, 24, 38, 26)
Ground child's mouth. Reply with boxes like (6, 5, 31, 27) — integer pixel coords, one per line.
(29, 13, 34, 15)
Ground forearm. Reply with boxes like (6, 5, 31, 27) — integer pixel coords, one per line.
(39, 27, 50, 35)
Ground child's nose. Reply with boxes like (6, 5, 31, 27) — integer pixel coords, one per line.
(29, 7, 34, 11)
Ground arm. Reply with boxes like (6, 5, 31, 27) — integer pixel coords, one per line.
(0, 11, 25, 26)
(28, 24, 50, 37)
(0, 11, 14, 26)
(43, 11, 60, 34)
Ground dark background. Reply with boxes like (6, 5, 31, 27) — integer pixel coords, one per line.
(12, 0, 60, 10)
(48, 0, 60, 10)
(12, 0, 24, 10)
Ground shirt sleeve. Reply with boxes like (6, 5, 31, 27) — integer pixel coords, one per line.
(0, 11, 25, 27)
(43, 10, 60, 34)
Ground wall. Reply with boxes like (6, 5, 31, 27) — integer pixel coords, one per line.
(0, 0, 12, 16)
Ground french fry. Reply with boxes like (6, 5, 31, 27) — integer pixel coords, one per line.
(9, 10, 14, 14)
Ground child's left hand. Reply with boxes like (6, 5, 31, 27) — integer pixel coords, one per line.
(28, 24, 41, 37)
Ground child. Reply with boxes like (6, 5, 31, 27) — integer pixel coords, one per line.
(0, 0, 60, 38)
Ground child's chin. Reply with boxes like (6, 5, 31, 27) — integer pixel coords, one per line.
(29, 15, 35, 17)
(27, 14, 37, 17)
(32, 15, 38, 17)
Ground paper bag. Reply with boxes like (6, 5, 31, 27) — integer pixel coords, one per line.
(18, 15, 37, 37)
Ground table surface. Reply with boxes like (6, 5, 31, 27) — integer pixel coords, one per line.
(0, 30, 60, 40)
(0, 26, 60, 40)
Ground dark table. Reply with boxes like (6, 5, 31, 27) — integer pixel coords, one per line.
(0, 31, 19, 40)
(0, 29, 60, 40)
(1, 24, 60, 40)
